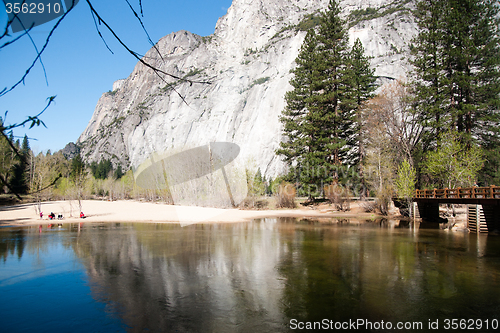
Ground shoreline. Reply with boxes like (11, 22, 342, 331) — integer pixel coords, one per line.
(0, 199, 385, 227)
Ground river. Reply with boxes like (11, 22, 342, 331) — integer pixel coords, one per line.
(1, 218, 499, 332)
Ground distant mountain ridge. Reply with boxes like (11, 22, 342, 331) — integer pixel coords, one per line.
(77, 0, 417, 178)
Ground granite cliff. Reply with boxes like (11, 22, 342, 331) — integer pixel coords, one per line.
(78, 0, 417, 178)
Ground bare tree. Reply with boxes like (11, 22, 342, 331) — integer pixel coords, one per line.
(30, 150, 62, 216)
(360, 80, 424, 214)
(362, 80, 422, 167)
(362, 117, 395, 215)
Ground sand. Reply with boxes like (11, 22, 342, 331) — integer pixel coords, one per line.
(0, 199, 381, 226)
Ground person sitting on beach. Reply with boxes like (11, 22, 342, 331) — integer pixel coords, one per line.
(49, 212, 55, 220)
(80, 212, 86, 219)
(58, 214, 63, 220)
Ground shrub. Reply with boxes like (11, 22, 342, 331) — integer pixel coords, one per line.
(276, 182, 296, 208)
(375, 186, 393, 215)
(324, 183, 351, 211)
(239, 198, 269, 209)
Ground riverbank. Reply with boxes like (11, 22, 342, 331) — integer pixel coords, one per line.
(0, 199, 384, 226)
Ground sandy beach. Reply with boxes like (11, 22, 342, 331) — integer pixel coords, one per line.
(0, 199, 382, 226)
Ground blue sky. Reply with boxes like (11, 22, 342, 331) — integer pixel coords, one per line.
(0, 0, 233, 154)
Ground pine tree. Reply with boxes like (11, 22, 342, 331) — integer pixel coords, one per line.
(444, 0, 500, 140)
(95, 159, 113, 179)
(348, 38, 376, 194)
(21, 135, 30, 157)
(277, 0, 374, 198)
(411, 0, 449, 149)
(350, 38, 377, 110)
(411, 0, 500, 184)
(9, 135, 30, 194)
(114, 165, 124, 180)
(277, 30, 317, 166)
(314, 0, 353, 166)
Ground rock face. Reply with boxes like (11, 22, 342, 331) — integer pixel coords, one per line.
(78, 0, 417, 178)
(61, 142, 80, 160)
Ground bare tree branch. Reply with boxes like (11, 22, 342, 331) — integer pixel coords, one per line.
(28, 173, 62, 195)
(0, 96, 55, 167)
(123, 0, 164, 62)
(0, 0, 27, 41)
(85, 0, 212, 106)
(88, 6, 114, 54)
(0, 7, 74, 97)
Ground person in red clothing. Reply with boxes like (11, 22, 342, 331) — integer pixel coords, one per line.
(80, 212, 86, 219)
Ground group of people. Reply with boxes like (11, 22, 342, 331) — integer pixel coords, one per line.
(39, 211, 86, 220)
(48, 212, 63, 220)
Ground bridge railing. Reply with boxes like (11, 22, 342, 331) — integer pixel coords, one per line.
(415, 186, 500, 199)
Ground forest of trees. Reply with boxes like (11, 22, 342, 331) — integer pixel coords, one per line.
(0, 128, 141, 213)
(0, 129, 288, 211)
(1, 0, 498, 216)
(277, 0, 500, 212)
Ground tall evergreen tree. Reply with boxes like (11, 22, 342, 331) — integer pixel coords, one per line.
(411, 0, 449, 150)
(315, 0, 354, 166)
(349, 38, 376, 193)
(277, 29, 322, 194)
(411, 0, 500, 185)
(350, 38, 377, 110)
(277, 0, 375, 198)
(21, 135, 30, 156)
(9, 135, 30, 194)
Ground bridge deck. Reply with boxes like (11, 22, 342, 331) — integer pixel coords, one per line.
(414, 186, 500, 205)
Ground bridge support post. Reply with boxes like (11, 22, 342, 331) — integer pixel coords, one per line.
(468, 204, 500, 233)
(411, 202, 420, 220)
(415, 202, 440, 222)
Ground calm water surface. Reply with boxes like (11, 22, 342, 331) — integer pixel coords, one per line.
(1, 218, 499, 332)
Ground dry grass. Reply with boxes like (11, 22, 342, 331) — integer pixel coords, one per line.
(359, 199, 377, 213)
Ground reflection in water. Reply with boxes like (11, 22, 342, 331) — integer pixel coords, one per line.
(1, 219, 499, 332)
(71, 221, 288, 332)
(0, 229, 25, 261)
(277, 221, 500, 327)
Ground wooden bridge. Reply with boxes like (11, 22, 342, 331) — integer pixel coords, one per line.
(413, 186, 500, 233)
